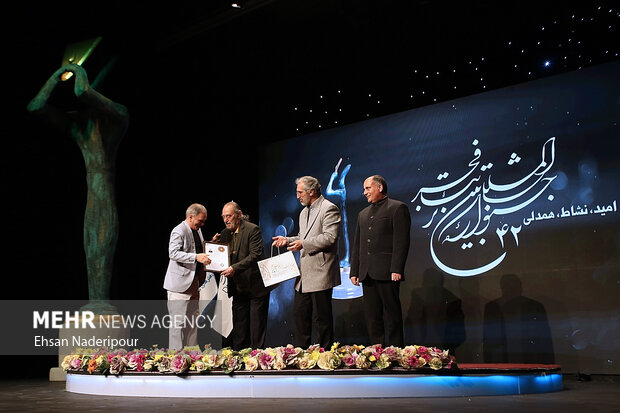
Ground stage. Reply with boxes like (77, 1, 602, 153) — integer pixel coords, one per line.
(66, 363, 562, 398)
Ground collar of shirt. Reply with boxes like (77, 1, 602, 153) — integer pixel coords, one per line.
(372, 196, 388, 207)
(308, 196, 322, 211)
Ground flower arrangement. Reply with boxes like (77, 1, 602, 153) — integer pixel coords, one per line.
(62, 342, 456, 376)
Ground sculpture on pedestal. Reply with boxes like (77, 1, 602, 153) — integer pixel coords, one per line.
(27, 58, 128, 313)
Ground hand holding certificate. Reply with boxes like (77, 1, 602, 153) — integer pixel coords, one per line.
(203, 241, 230, 272)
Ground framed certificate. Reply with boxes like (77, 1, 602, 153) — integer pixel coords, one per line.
(203, 241, 230, 272)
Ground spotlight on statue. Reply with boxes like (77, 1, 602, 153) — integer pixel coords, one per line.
(60, 36, 102, 81)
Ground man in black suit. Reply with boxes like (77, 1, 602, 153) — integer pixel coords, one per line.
(350, 175, 411, 347)
(213, 201, 271, 350)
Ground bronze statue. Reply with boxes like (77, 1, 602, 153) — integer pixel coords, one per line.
(28, 63, 128, 313)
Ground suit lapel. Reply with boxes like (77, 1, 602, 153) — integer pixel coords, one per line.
(182, 221, 196, 252)
(303, 197, 322, 239)
(299, 208, 308, 238)
(198, 228, 204, 247)
(232, 222, 245, 259)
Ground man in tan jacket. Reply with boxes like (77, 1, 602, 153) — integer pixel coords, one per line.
(273, 176, 341, 349)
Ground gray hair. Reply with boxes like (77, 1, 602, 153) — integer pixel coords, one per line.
(296, 176, 322, 196)
(186, 203, 207, 217)
(369, 175, 388, 194)
(224, 200, 250, 221)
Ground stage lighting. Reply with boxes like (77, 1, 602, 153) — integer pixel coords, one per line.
(60, 36, 102, 81)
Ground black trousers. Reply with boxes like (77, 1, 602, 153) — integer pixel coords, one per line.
(362, 276, 404, 347)
(231, 292, 270, 350)
(293, 288, 334, 349)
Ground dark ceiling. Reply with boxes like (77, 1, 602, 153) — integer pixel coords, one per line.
(7, 0, 619, 144)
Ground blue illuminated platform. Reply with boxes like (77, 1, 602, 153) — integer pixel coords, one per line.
(66, 363, 562, 398)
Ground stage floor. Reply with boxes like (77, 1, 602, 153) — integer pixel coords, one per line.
(4, 374, 619, 412)
(66, 364, 563, 398)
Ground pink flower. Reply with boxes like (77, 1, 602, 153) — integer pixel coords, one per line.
(363, 344, 384, 360)
(342, 354, 357, 367)
(277, 345, 301, 366)
(189, 352, 203, 362)
(157, 356, 171, 372)
(384, 346, 401, 362)
(70, 357, 82, 370)
(226, 356, 240, 372)
(258, 352, 274, 370)
(409, 355, 427, 368)
(170, 354, 191, 374)
(109, 355, 128, 375)
(127, 353, 146, 371)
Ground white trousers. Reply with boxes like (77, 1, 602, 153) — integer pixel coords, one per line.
(167, 290, 199, 350)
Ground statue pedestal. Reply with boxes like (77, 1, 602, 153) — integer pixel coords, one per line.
(332, 266, 363, 299)
(50, 315, 131, 381)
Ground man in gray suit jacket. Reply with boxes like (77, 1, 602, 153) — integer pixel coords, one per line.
(273, 176, 341, 349)
(163, 203, 212, 350)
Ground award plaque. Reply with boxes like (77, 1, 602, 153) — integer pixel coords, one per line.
(203, 241, 230, 272)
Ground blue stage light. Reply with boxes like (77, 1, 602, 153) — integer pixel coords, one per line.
(67, 372, 563, 398)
